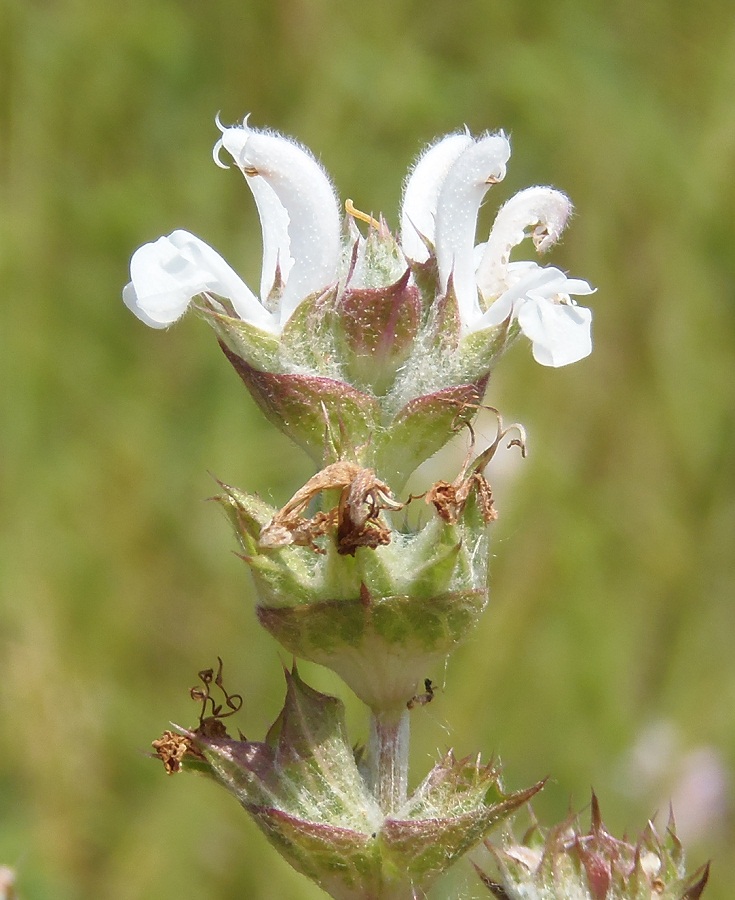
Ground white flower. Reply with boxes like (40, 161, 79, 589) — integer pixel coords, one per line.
(401, 134, 594, 367)
(125, 122, 593, 369)
(123, 119, 341, 333)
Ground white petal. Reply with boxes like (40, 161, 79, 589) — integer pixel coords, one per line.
(123, 281, 168, 329)
(556, 276, 596, 297)
(400, 132, 473, 263)
(220, 125, 341, 324)
(477, 187, 572, 300)
(247, 175, 293, 301)
(126, 230, 275, 331)
(516, 297, 593, 367)
(216, 121, 292, 301)
(434, 133, 511, 324)
(471, 264, 562, 331)
(525, 272, 596, 305)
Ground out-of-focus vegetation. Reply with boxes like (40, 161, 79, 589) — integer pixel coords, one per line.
(2, 0, 734, 897)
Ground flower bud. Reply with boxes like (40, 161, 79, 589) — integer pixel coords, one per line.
(334, 267, 421, 396)
(478, 794, 711, 900)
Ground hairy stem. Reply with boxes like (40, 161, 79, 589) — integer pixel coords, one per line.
(366, 708, 410, 815)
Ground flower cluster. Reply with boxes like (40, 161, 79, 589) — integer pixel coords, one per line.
(124, 118, 596, 510)
(124, 118, 593, 371)
(477, 796, 710, 900)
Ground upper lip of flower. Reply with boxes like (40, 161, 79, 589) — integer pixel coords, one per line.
(123, 117, 342, 333)
(214, 117, 342, 323)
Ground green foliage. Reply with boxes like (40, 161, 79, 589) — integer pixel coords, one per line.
(1, 0, 734, 897)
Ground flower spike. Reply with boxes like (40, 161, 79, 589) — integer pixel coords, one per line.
(122, 120, 644, 900)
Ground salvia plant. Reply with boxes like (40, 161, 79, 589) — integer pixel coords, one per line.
(125, 118, 709, 899)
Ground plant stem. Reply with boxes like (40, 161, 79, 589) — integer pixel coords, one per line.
(366, 708, 410, 815)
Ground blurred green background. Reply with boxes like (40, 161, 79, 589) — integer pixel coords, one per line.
(2, 0, 734, 897)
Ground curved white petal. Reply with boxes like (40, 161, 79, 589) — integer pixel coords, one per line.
(471, 264, 595, 332)
(516, 297, 592, 367)
(216, 123, 292, 302)
(472, 263, 561, 331)
(248, 175, 293, 302)
(220, 124, 341, 324)
(126, 230, 276, 331)
(123, 281, 168, 329)
(477, 187, 572, 300)
(434, 133, 511, 324)
(554, 276, 596, 297)
(400, 132, 473, 263)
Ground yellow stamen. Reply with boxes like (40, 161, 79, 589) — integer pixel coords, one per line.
(345, 198, 381, 230)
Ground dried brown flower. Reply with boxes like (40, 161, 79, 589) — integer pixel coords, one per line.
(259, 461, 402, 556)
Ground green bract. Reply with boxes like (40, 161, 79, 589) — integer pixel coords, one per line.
(189, 668, 541, 900)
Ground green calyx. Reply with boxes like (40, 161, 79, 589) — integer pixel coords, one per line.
(258, 588, 487, 711)
(215, 478, 493, 709)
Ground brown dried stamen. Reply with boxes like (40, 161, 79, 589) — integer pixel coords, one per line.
(259, 461, 402, 556)
(425, 408, 527, 525)
(191, 656, 243, 727)
(152, 730, 202, 775)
